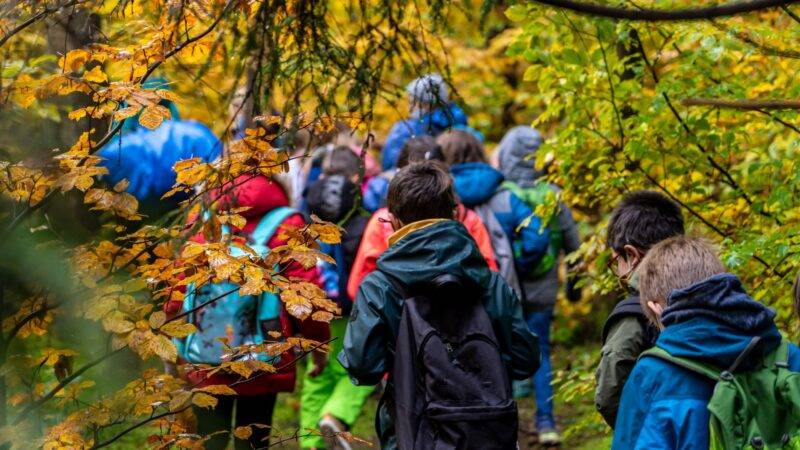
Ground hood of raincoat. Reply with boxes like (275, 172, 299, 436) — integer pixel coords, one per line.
(657, 273, 781, 371)
(381, 103, 469, 171)
(376, 220, 491, 290)
(449, 162, 504, 207)
(210, 175, 290, 223)
(496, 125, 544, 187)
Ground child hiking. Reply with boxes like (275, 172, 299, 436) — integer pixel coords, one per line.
(612, 236, 800, 449)
(300, 171, 373, 450)
(595, 190, 684, 428)
(165, 174, 330, 449)
(338, 161, 539, 449)
(495, 125, 582, 445)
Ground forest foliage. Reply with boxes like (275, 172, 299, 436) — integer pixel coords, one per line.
(2, 0, 800, 448)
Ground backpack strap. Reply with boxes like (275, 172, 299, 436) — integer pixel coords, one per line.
(641, 347, 723, 381)
(250, 206, 297, 247)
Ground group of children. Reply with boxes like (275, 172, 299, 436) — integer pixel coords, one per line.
(153, 72, 800, 450)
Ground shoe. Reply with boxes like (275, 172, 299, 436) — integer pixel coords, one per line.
(538, 427, 561, 446)
(318, 415, 352, 450)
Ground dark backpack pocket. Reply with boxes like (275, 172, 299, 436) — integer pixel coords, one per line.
(420, 401, 518, 450)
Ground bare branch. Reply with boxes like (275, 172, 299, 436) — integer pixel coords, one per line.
(530, 0, 799, 21)
(0, 0, 82, 49)
(682, 97, 800, 109)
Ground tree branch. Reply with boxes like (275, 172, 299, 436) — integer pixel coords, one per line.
(530, 0, 799, 21)
(0, 0, 82, 49)
(88, 405, 192, 450)
(13, 347, 125, 424)
(682, 97, 800, 109)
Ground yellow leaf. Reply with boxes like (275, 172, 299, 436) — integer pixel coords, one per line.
(68, 108, 87, 120)
(233, 426, 252, 440)
(102, 313, 135, 334)
(113, 105, 140, 121)
(149, 311, 167, 329)
(159, 321, 197, 338)
(113, 179, 129, 192)
(196, 384, 237, 396)
(169, 390, 192, 411)
(191, 392, 218, 409)
(83, 65, 108, 84)
(311, 311, 334, 323)
(138, 104, 171, 129)
(228, 361, 255, 378)
(149, 334, 178, 362)
(181, 242, 205, 259)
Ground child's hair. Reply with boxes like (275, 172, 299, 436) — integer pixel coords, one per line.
(322, 145, 361, 179)
(436, 129, 487, 166)
(638, 236, 725, 325)
(397, 136, 443, 169)
(387, 161, 456, 225)
(607, 190, 685, 256)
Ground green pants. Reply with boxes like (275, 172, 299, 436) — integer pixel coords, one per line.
(300, 318, 374, 449)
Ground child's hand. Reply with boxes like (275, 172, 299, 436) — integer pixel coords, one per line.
(308, 350, 328, 378)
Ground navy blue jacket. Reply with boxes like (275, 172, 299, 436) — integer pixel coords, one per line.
(612, 273, 800, 450)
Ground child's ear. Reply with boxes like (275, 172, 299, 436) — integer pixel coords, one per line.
(624, 244, 644, 268)
(646, 301, 666, 330)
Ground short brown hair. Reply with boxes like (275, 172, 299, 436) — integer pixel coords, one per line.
(638, 236, 725, 325)
(436, 129, 487, 166)
(322, 146, 361, 178)
(387, 161, 456, 224)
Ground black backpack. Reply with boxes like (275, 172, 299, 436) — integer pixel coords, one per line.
(390, 273, 518, 450)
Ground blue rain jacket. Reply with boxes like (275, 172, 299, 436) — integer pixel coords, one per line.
(449, 162, 549, 274)
(381, 103, 467, 171)
(612, 273, 800, 450)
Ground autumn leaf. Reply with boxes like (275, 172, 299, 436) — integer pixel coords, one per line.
(83, 65, 108, 84)
(138, 104, 171, 129)
(159, 321, 197, 338)
(191, 392, 218, 409)
(233, 426, 253, 440)
(196, 385, 238, 396)
(149, 334, 178, 362)
(148, 311, 167, 329)
(169, 390, 192, 411)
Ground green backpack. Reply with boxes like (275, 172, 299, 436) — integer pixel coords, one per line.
(502, 181, 562, 279)
(642, 338, 800, 450)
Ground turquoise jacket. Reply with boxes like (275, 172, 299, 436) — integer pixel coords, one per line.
(338, 220, 539, 449)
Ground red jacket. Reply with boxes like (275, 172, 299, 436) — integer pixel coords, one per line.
(346, 204, 499, 300)
(166, 175, 329, 395)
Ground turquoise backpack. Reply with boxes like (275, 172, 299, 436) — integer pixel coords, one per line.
(175, 206, 296, 365)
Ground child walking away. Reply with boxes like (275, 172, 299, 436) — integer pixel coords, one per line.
(301, 174, 373, 450)
(496, 126, 582, 445)
(612, 236, 800, 449)
(438, 129, 550, 298)
(166, 175, 330, 450)
(339, 161, 539, 450)
(348, 136, 497, 300)
(594, 190, 684, 428)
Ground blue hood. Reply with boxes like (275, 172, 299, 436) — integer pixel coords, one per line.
(449, 162, 504, 207)
(657, 273, 781, 371)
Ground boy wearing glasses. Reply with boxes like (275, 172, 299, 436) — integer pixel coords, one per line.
(595, 190, 685, 428)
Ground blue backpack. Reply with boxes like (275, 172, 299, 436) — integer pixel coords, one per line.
(175, 206, 296, 365)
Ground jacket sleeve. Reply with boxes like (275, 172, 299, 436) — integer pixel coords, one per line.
(595, 317, 648, 428)
(462, 207, 499, 272)
(338, 273, 390, 386)
(486, 273, 540, 380)
(509, 192, 550, 274)
(346, 212, 389, 300)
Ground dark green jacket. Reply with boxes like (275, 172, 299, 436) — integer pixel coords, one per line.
(338, 220, 540, 449)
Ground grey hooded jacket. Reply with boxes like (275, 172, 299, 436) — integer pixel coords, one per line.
(496, 126, 581, 311)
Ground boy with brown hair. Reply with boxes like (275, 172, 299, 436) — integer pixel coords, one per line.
(612, 236, 800, 449)
(339, 161, 539, 449)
